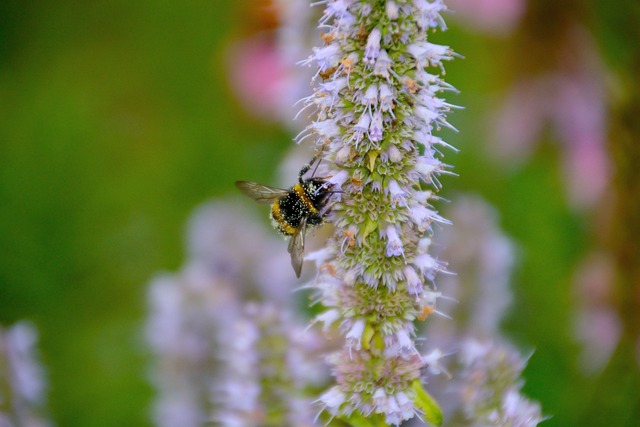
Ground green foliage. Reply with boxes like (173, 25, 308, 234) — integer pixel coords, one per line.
(336, 411, 386, 427)
(0, 1, 285, 426)
(411, 380, 443, 427)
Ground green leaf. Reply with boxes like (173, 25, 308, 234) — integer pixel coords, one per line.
(335, 411, 375, 427)
(362, 322, 375, 350)
(411, 379, 443, 426)
(367, 150, 380, 172)
(361, 218, 378, 241)
(372, 331, 385, 352)
(335, 411, 390, 427)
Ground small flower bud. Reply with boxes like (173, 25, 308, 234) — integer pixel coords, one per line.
(363, 28, 382, 66)
(386, 1, 399, 20)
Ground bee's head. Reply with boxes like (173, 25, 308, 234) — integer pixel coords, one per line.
(303, 178, 333, 201)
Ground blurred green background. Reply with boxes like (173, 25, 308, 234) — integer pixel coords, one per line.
(0, 1, 638, 426)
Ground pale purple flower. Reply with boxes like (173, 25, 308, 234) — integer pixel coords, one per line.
(307, 44, 343, 72)
(502, 389, 546, 426)
(298, 77, 349, 117)
(383, 224, 405, 258)
(413, 0, 449, 30)
(318, 386, 346, 414)
(404, 265, 423, 295)
(307, 119, 341, 141)
(314, 309, 341, 333)
(407, 41, 455, 70)
(351, 112, 371, 145)
(373, 49, 393, 79)
(364, 28, 382, 66)
(361, 84, 379, 110)
(369, 109, 384, 142)
(387, 179, 408, 206)
(422, 349, 448, 377)
(378, 83, 395, 112)
(0, 322, 52, 427)
(387, 144, 403, 163)
(383, 325, 417, 357)
(334, 143, 352, 165)
(386, 1, 400, 20)
(408, 202, 432, 232)
(318, 0, 351, 22)
(345, 318, 366, 351)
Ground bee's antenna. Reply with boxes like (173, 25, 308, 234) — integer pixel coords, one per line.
(311, 157, 322, 178)
(310, 145, 326, 178)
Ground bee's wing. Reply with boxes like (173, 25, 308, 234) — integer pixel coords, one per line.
(288, 216, 307, 278)
(235, 181, 289, 204)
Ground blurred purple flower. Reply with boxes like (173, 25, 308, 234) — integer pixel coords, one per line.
(457, 339, 543, 426)
(429, 195, 515, 343)
(146, 200, 327, 426)
(492, 26, 610, 209)
(0, 322, 52, 427)
(409, 195, 545, 426)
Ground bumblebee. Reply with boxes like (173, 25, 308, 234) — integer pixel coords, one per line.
(235, 155, 333, 278)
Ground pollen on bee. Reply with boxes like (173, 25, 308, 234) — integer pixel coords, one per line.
(270, 202, 296, 235)
(294, 183, 319, 214)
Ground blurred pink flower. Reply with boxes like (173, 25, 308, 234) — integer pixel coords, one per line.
(226, 36, 293, 121)
(225, 0, 314, 125)
(448, 0, 526, 35)
(572, 251, 621, 373)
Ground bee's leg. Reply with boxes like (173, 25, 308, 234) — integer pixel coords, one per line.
(311, 145, 326, 177)
(317, 191, 341, 217)
(298, 156, 316, 179)
(318, 204, 332, 217)
(311, 156, 323, 178)
(299, 155, 322, 182)
(299, 147, 327, 182)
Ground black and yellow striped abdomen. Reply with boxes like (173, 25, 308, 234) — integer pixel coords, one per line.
(269, 180, 328, 236)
